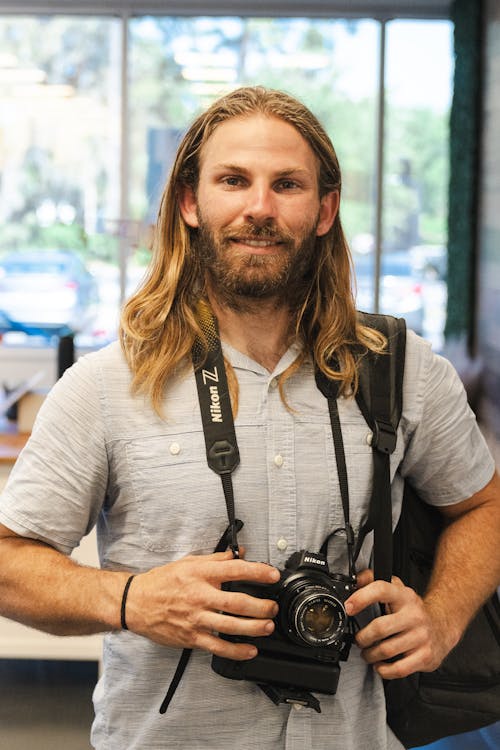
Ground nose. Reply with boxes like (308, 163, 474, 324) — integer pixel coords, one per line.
(243, 183, 278, 225)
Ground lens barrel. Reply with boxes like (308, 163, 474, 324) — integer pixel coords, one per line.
(279, 574, 348, 648)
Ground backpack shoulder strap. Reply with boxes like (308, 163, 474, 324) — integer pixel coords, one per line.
(355, 312, 406, 581)
(355, 312, 406, 434)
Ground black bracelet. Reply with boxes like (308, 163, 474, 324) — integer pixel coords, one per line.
(121, 574, 135, 631)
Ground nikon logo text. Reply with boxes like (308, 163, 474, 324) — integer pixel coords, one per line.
(209, 386, 222, 422)
(303, 555, 326, 566)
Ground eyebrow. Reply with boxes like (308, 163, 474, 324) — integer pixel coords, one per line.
(211, 163, 314, 179)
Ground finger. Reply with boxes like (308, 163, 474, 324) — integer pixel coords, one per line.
(355, 610, 408, 649)
(374, 645, 435, 680)
(353, 570, 404, 590)
(360, 627, 421, 665)
(216, 590, 279, 619)
(209, 559, 281, 586)
(194, 631, 259, 661)
(346, 579, 406, 616)
(202, 610, 276, 639)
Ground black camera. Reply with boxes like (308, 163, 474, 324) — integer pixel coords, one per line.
(212, 550, 356, 703)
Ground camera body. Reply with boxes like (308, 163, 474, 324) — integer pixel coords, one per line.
(212, 550, 356, 695)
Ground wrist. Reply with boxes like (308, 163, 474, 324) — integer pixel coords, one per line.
(92, 570, 136, 632)
(423, 593, 462, 653)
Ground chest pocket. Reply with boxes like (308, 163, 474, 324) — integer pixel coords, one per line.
(126, 431, 230, 553)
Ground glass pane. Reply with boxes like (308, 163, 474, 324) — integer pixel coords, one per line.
(382, 20, 453, 349)
(128, 16, 379, 294)
(0, 16, 121, 348)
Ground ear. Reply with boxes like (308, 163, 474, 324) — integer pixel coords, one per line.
(178, 185, 199, 228)
(316, 190, 340, 237)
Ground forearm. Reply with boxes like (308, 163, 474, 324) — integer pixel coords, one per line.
(0, 533, 129, 636)
(0, 530, 281, 660)
(424, 472, 500, 648)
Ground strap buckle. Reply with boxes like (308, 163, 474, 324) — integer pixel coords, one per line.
(372, 419, 397, 454)
(207, 439, 239, 474)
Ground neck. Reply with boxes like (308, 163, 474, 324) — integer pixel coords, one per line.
(207, 292, 296, 372)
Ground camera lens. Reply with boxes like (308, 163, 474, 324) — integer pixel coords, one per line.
(288, 586, 346, 647)
(291, 589, 346, 647)
(303, 600, 337, 637)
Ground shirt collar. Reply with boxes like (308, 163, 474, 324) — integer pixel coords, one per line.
(221, 339, 304, 379)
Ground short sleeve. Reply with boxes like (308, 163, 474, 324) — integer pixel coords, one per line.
(0, 353, 109, 554)
(399, 332, 495, 506)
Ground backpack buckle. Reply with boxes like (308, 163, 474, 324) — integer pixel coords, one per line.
(372, 419, 397, 454)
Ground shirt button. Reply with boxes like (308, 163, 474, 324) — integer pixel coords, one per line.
(169, 442, 181, 455)
(270, 377, 278, 389)
(366, 432, 373, 446)
(274, 454, 284, 467)
(276, 538, 288, 551)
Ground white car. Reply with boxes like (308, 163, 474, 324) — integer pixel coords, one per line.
(0, 249, 99, 338)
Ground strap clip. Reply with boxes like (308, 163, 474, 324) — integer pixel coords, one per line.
(207, 439, 239, 474)
(372, 419, 397, 454)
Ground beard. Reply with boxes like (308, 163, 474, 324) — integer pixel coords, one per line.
(194, 213, 321, 311)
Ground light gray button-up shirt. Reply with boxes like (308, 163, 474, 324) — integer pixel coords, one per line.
(0, 330, 494, 749)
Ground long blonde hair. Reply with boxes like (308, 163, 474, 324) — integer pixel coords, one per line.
(120, 86, 385, 413)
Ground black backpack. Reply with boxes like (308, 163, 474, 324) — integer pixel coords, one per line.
(355, 312, 500, 748)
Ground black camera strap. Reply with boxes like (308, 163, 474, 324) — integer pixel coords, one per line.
(314, 374, 356, 581)
(192, 312, 242, 557)
(161, 308, 356, 714)
(160, 310, 243, 714)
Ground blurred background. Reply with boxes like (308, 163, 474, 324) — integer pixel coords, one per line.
(0, 1, 499, 748)
(0, 9, 451, 353)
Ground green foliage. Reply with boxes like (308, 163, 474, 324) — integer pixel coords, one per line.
(32, 222, 87, 251)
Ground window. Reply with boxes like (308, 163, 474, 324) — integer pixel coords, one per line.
(0, 16, 121, 345)
(0, 10, 452, 357)
(383, 20, 452, 350)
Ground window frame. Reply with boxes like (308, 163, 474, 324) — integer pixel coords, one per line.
(0, 2, 452, 19)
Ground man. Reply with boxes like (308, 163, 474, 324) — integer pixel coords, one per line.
(0, 86, 498, 749)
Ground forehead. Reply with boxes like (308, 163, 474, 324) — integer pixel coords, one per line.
(199, 114, 319, 175)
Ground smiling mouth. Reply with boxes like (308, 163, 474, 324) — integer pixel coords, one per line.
(231, 237, 284, 249)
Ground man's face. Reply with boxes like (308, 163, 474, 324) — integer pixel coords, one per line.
(179, 114, 338, 306)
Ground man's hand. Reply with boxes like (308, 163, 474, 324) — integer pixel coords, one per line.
(125, 550, 280, 660)
(345, 569, 456, 680)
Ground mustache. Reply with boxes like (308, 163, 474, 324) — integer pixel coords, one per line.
(220, 223, 294, 244)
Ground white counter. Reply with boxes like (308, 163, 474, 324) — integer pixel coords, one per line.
(0, 459, 103, 669)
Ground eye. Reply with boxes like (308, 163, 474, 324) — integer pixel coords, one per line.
(275, 178, 300, 191)
(221, 175, 245, 188)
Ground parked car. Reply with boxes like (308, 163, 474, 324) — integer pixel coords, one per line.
(409, 244, 447, 281)
(353, 251, 424, 334)
(0, 249, 99, 338)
